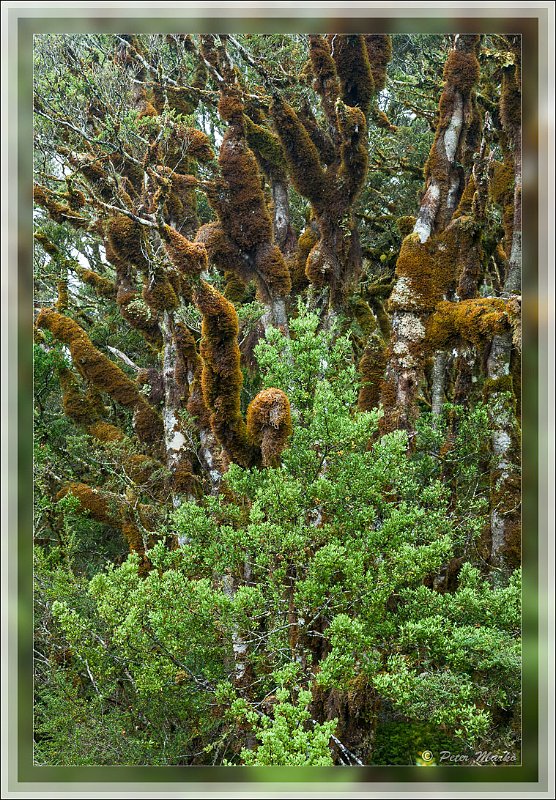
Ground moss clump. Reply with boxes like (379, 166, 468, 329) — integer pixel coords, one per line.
(396, 216, 416, 237)
(195, 222, 247, 281)
(358, 333, 387, 411)
(106, 215, 149, 271)
(500, 63, 521, 143)
(289, 224, 318, 291)
(426, 298, 511, 350)
(33, 184, 87, 229)
(246, 387, 292, 467)
(87, 421, 124, 442)
(163, 224, 208, 275)
(271, 95, 327, 213)
(254, 243, 292, 300)
(217, 131, 272, 251)
(388, 233, 438, 313)
(218, 90, 245, 124)
(305, 240, 333, 288)
(224, 270, 249, 303)
(364, 34, 393, 93)
(489, 160, 514, 206)
(443, 48, 480, 94)
(56, 280, 69, 312)
(142, 275, 180, 313)
(76, 267, 116, 299)
(331, 34, 374, 117)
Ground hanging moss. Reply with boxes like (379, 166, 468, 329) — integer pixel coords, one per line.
(195, 280, 258, 467)
(331, 34, 374, 117)
(217, 131, 272, 251)
(163, 224, 208, 275)
(364, 35, 392, 93)
(271, 95, 327, 213)
(426, 297, 511, 350)
(308, 35, 340, 112)
(106, 215, 149, 271)
(246, 388, 292, 467)
(358, 333, 387, 411)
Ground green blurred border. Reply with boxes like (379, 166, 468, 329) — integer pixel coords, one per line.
(5, 2, 552, 795)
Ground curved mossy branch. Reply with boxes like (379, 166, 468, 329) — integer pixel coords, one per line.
(194, 280, 291, 469)
(308, 35, 341, 133)
(58, 481, 163, 570)
(33, 183, 89, 230)
(35, 308, 164, 449)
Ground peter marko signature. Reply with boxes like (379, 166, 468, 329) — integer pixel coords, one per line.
(438, 750, 518, 765)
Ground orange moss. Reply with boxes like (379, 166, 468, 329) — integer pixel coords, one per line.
(331, 34, 374, 117)
(443, 47, 480, 94)
(59, 367, 99, 426)
(106, 215, 148, 271)
(56, 280, 69, 312)
(183, 127, 214, 162)
(195, 222, 248, 280)
(163, 224, 208, 275)
(58, 482, 115, 525)
(426, 298, 511, 350)
(137, 101, 159, 119)
(358, 334, 387, 411)
(195, 280, 258, 467)
(246, 387, 292, 467)
(36, 308, 164, 444)
(218, 90, 245, 124)
(374, 109, 398, 132)
(305, 241, 331, 288)
(271, 95, 327, 213)
(34, 230, 59, 256)
(87, 421, 124, 442)
(364, 35, 393, 93)
(133, 403, 165, 447)
(76, 267, 117, 299)
(142, 275, 180, 313)
(254, 243, 291, 299)
(217, 131, 272, 251)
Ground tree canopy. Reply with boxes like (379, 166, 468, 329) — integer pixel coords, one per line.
(33, 32, 522, 767)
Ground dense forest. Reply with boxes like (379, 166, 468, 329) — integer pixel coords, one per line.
(33, 32, 522, 766)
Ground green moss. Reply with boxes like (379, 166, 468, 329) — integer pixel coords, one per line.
(396, 216, 416, 237)
(244, 115, 286, 179)
(443, 48, 480, 94)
